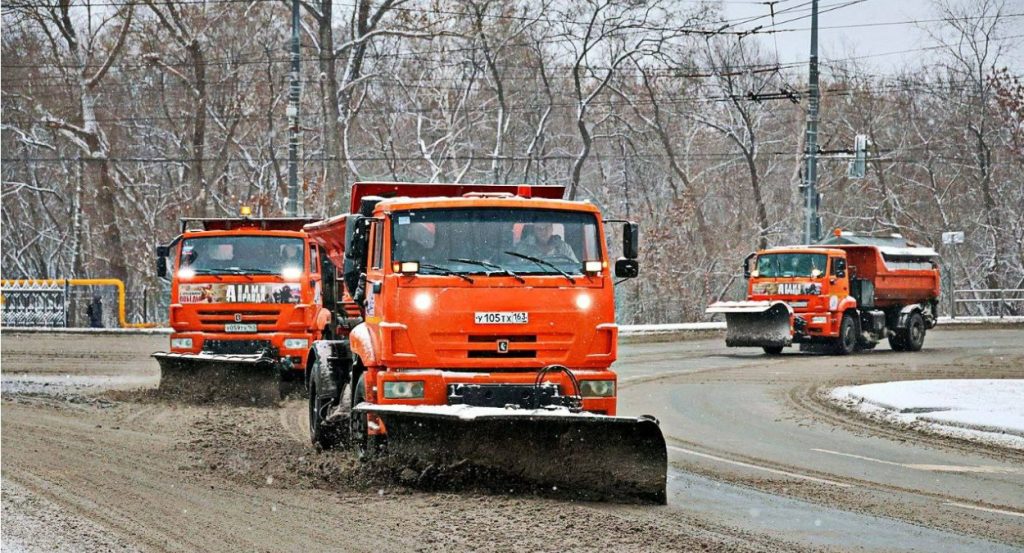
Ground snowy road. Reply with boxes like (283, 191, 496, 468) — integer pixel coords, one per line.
(2, 327, 1023, 551)
(616, 327, 1024, 550)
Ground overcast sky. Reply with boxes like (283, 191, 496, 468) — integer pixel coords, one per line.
(719, 0, 1023, 74)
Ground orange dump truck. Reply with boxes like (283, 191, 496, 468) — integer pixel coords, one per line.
(152, 215, 330, 402)
(707, 231, 940, 355)
(303, 182, 667, 503)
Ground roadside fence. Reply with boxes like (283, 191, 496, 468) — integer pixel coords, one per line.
(950, 289, 1024, 319)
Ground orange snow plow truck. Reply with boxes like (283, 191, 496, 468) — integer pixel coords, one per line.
(152, 215, 330, 403)
(707, 230, 940, 355)
(303, 182, 667, 503)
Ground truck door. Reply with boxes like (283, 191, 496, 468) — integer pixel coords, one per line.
(309, 242, 321, 305)
(830, 256, 850, 300)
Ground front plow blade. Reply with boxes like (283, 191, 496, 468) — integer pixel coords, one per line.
(152, 352, 281, 405)
(359, 405, 668, 504)
(706, 301, 793, 348)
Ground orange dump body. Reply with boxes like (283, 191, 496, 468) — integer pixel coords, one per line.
(830, 245, 940, 308)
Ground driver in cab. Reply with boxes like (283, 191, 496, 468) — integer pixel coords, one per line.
(514, 222, 578, 262)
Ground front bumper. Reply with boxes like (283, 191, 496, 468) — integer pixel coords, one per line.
(372, 368, 618, 416)
(169, 332, 311, 370)
(792, 311, 839, 341)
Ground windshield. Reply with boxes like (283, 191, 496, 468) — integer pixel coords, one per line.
(391, 208, 600, 275)
(755, 253, 827, 278)
(179, 236, 305, 276)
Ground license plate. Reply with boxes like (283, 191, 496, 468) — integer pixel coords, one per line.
(474, 312, 528, 325)
(225, 323, 258, 333)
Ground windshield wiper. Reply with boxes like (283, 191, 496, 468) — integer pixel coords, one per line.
(503, 251, 575, 284)
(418, 263, 475, 284)
(229, 267, 278, 274)
(189, 268, 223, 280)
(448, 258, 526, 284)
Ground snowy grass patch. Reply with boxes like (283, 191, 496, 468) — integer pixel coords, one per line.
(830, 379, 1024, 450)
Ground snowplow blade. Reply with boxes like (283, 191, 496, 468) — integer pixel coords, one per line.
(152, 352, 281, 405)
(706, 301, 793, 348)
(358, 404, 668, 504)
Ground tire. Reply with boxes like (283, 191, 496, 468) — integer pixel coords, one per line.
(762, 346, 784, 355)
(832, 312, 858, 355)
(889, 311, 925, 352)
(308, 356, 344, 450)
(350, 372, 382, 460)
(903, 312, 926, 352)
(888, 332, 907, 351)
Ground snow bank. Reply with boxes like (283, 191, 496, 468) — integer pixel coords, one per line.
(830, 379, 1024, 450)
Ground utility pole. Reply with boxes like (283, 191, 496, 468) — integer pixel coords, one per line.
(802, 0, 820, 244)
(286, 0, 302, 216)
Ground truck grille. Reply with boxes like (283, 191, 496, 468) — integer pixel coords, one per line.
(467, 334, 537, 358)
(196, 308, 282, 328)
(447, 383, 576, 408)
(467, 334, 537, 343)
(202, 339, 272, 355)
(467, 350, 537, 358)
(429, 332, 570, 362)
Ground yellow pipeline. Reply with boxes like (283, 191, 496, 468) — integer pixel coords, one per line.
(0, 278, 157, 328)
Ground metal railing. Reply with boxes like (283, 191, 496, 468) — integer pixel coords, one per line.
(950, 288, 1024, 318)
(1, 278, 157, 328)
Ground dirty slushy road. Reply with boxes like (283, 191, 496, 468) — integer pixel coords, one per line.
(2, 327, 1022, 552)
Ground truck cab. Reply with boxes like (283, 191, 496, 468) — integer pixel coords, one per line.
(744, 247, 855, 341)
(351, 194, 628, 415)
(156, 216, 329, 378)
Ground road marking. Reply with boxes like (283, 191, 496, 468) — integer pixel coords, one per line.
(945, 502, 1024, 519)
(667, 445, 852, 488)
(810, 448, 1023, 474)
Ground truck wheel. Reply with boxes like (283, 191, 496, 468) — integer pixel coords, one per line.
(888, 332, 907, 351)
(350, 373, 383, 460)
(762, 346, 784, 355)
(832, 313, 858, 355)
(309, 380, 344, 450)
(904, 312, 926, 352)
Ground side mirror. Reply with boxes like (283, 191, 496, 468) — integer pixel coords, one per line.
(833, 258, 847, 278)
(622, 222, 639, 260)
(743, 252, 756, 279)
(345, 216, 369, 261)
(156, 245, 170, 279)
(614, 258, 639, 278)
(352, 273, 368, 304)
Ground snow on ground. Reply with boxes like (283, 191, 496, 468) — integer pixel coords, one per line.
(830, 379, 1024, 450)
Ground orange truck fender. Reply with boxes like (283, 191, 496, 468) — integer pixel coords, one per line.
(347, 322, 380, 368)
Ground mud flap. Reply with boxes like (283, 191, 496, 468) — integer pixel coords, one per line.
(356, 404, 668, 504)
(152, 352, 281, 405)
(706, 301, 793, 348)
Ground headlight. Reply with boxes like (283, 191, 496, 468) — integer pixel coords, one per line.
(811, 316, 828, 324)
(171, 337, 193, 349)
(579, 380, 616, 397)
(413, 293, 432, 311)
(575, 293, 592, 310)
(283, 338, 308, 350)
(382, 380, 425, 399)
